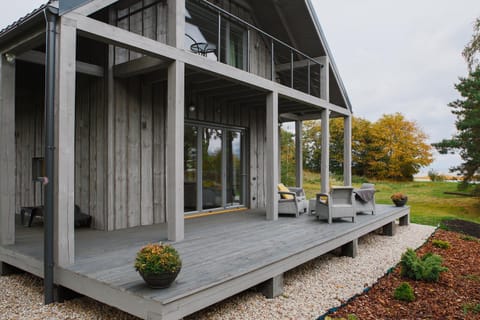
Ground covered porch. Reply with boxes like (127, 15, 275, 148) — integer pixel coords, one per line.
(1, 205, 410, 320)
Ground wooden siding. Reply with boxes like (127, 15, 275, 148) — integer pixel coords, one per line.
(14, 68, 107, 229)
(114, 0, 168, 65)
(111, 78, 167, 229)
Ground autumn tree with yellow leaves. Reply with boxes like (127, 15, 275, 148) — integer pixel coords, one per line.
(300, 113, 433, 180)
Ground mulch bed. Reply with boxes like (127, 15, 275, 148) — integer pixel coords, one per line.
(327, 221, 480, 320)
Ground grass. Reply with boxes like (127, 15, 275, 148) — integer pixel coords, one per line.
(300, 171, 480, 226)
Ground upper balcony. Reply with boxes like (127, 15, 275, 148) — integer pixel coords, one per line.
(184, 0, 325, 99)
(111, 0, 334, 103)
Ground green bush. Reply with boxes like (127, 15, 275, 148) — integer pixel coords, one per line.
(432, 239, 451, 249)
(394, 282, 415, 302)
(400, 248, 448, 282)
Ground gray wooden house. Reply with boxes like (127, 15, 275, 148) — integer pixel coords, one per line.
(0, 1, 411, 319)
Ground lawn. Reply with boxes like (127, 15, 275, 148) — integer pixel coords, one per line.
(300, 171, 480, 226)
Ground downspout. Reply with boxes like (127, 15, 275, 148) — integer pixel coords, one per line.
(43, 5, 57, 305)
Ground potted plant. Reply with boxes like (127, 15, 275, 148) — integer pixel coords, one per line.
(134, 243, 182, 289)
(391, 192, 408, 207)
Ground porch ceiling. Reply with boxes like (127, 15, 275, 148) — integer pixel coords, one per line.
(186, 66, 329, 121)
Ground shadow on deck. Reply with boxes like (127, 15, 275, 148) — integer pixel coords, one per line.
(0, 204, 409, 320)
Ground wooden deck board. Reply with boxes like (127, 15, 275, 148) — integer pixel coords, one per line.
(1, 205, 409, 320)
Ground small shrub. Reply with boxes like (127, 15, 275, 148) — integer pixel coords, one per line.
(134, 243, 182, 274)
(463, 303, 480, 314)
(394, 282, 415, 302)
(432, 239, 451, 249)
(400, 248, 448, 282)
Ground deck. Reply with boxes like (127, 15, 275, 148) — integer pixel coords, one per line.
(0, 205, 409, 320)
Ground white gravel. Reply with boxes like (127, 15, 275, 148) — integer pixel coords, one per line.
(0, 223, 435, 320)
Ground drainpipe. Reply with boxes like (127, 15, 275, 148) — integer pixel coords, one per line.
(44, 6, 57, 305)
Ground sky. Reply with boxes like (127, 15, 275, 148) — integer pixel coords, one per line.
(1, 1, 480, 175)
(312, 0, 480, 175)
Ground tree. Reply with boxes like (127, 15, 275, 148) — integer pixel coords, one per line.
(301, 114, 432, 180)
(463, 17, 480, 72)
(302, 120, 322, 172)
(280, 125, 296, 186)
(369, 113, 433, 180)
(433, 68, 480, 187)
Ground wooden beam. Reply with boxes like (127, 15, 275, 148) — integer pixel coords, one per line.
(17, 50, 105, 77)
(265, 92, 279, 221)
(106, 8, 116, 231)
(54, 17, 77, 267)
(343, 116, 352, 186)
(318, 56, 329, 101)
(0, 29, 45, 55)
(113, 55, 168, 78)
(321, 109, 330, 193)
(72, 0, 119, 16)
(167, 0, 185, 49)
(295, 120, 303, 188)
(0, 55, 16, 246)
(166, 61, 185, 241)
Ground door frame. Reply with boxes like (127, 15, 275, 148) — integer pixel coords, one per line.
(184, 120, 248, 215)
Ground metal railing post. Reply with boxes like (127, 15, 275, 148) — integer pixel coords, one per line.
(307, 59, 311, 94)
(246, 29, 250, 72)
(217, 12, 221, 62)
(319, 64, 322, 98)
(290, 50, 294, 88)
(271, 40, 274, 81)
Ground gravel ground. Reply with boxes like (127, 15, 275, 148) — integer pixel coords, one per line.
(0, 223, 435, 320)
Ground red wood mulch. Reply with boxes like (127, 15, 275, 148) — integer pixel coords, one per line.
(328, 226, 480, 320)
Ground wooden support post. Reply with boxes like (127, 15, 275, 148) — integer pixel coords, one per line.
(260, 274, 284, 298)
(266, 92, 279, 221)
(320, 109, 330, 193)
(341, 239, 358, 258)
(54, 17, 77, 267)
(344, 116, 352, 186)
(167, 0, 185, 49)
(166, 61, 185, 242)
(383, 221, 397, 236)
(295, 120, 303, 188)
(0, 54, 15, 246)
(318, 56, 329, 101)
(399, 214, 410, 226)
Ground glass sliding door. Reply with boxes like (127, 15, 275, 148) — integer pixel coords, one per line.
(226, 130, 244, 207)
(184, 126, 198, 212)
(202, 128, 223, 210)
(185, 122, 246, 213)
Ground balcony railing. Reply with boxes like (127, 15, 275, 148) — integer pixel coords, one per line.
(185, 0, 323, 98)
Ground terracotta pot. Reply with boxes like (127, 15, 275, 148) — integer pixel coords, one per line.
(139, 268, 181, 289)
(393, 197, 408, 207)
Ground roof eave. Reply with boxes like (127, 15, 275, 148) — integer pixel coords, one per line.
(0, 4, 59, 52)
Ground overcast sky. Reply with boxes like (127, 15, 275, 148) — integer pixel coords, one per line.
(313, 0, 480, 175)
(2, 1, 480, 175)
